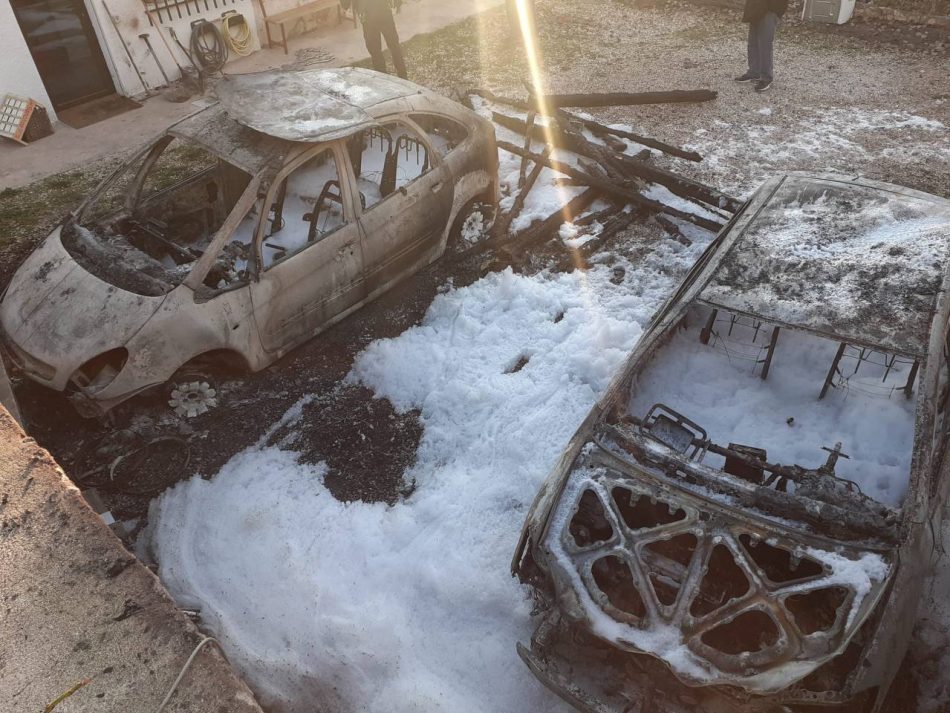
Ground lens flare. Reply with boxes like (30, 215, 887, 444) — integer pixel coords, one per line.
(512, 1, 592, 275)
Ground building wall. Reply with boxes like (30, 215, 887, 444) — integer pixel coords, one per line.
(85, 0, 262, 97)
(1, 0, 262, 118)
(255, 0, 349, 43)
(0, 0, 57, 121)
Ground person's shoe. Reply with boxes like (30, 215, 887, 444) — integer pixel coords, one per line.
(734, 72, 758, 82)
(754, 79, 773, 93)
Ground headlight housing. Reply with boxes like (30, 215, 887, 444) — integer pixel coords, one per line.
(70, 348, 129, 394)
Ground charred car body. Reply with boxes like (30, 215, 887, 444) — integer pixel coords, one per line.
(0, 68, 497, 415)
(513, 174, 950, 713)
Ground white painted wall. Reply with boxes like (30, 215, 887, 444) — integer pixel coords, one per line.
(85, 0, 261, 97)
(0, 0, 57, 121)
(253, 0, 350, 45)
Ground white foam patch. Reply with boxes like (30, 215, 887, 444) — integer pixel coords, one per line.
(143, 244, 712, 711)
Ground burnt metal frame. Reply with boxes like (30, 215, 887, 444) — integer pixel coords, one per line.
(699, 307, 780, 380)
(820, 342, 920, 400)
(544, 460, 886, 688)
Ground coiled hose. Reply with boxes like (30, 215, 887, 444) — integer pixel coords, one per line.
(221, 11, 254, 57)
(189, 18, 228, 73)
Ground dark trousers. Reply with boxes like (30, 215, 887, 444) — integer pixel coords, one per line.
(746, 11, 779, 81)
(362, 5, 407, 79)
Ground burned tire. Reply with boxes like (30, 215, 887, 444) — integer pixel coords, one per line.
(163, 361, 223, 418)
(448, 200, 495, 256)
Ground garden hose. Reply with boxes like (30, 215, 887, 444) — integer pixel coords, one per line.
(189, 18, 228, 73)
(221, 11, 253, 57)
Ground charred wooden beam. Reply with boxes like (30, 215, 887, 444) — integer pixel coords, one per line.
(496, 141, 726, 233)
(471, 89, 704, 162)
(492, 111, 738, 214)
(531, 90, 718, 109)
(517, 111, 536, 188)
(502, 188, 599, 258)
(554, 208, 643, 272)
(654, 214, 693, 247)
(561, 112, 702, 162)
(493, 111, 629, 183)
(493, 144, 552, 241)
(574, 202, 623, 227)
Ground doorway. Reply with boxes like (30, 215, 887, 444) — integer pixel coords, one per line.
(11, 0, 116, 110)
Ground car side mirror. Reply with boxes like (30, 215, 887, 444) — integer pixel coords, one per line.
(302, 212, 314, 222)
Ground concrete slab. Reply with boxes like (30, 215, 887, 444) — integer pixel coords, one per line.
(0, 0, 503, 191)
(0, 407, 264, 713)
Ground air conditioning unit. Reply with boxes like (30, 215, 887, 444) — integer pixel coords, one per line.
(802, 0, 857, 23)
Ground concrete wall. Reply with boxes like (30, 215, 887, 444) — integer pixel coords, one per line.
(0, 406, 266, 712)
(85, 0, 262, 97)
(0, 0, 57, 121)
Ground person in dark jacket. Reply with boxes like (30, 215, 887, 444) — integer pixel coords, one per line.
(343, 0, 407, 79)
(736, 0, 788, 92)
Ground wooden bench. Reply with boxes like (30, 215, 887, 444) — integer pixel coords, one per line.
(257, 0, 357, 54)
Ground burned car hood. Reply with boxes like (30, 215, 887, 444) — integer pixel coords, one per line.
(1, 227, 164, 372)
(538, 434, 894, 694)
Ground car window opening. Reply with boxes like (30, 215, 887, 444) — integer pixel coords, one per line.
(408, 113, 468, 156)
(62, 136, 253, 295)
(347, 123, 430, 213)
(619, 303, 918, 510)
(262, 147, 344, 269)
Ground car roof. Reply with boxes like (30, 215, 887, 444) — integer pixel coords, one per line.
(170, 104, 293, 174)
(212, 67, 424, 142)
(699, 174, 950, 358)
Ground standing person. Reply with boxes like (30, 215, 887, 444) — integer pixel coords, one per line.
(343, 0, 407, 79)
(735, 0, 788, 93)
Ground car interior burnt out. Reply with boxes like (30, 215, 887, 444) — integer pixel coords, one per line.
(61, 135, 253, 295)
(607, 302, 920, 520)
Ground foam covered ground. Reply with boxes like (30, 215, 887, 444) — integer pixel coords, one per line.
(144, 219, 708, 711)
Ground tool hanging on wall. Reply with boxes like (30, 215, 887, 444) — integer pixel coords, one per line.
(220, 11, 253, 56)
(140, 3, 189, 82)
(139, 33, 172, 86)
(158, 27, 188, 79)
(101, 0, 152, 97)
(168, 26, 206, 93)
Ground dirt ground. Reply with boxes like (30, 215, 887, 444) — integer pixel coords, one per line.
(1, 0, 949, 708)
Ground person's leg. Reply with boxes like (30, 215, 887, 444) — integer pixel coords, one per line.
(362, 18, 387, 73)
(378, 7, 407, 78)
(746, 20, 760, 78)
(757, 12, 779, 82)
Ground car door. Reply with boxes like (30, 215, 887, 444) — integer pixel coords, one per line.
(348, 119, 453, 296)
(249, 144, 365, 355)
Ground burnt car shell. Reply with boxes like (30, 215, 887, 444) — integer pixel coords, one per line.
(512, 173, 950, 713)
(0, 68, 498, 415)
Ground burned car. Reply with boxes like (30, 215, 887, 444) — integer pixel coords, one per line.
(513, 173, 950, 713)
(0, 68, 497, 416)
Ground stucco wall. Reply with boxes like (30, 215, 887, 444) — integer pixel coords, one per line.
(85, 0, 261, 97)
(0, 406, 266, 713)
(0, 0, 57, 121)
